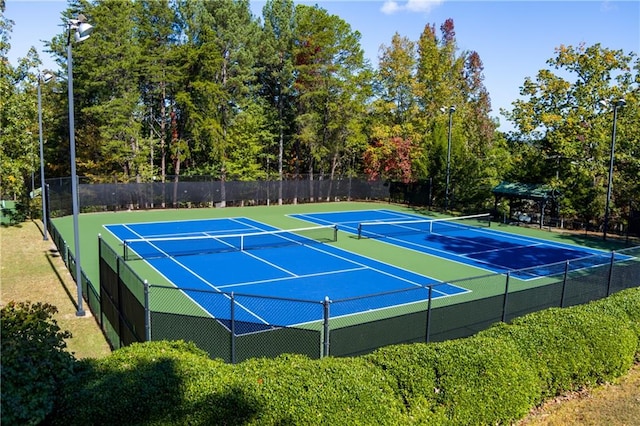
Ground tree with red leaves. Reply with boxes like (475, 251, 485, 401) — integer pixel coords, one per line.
(363, 136, 414, 183)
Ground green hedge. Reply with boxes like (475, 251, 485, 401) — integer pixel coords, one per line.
(1, 302, 75, 426)
(47, 287, 639, 425)
(50, 340, 237, 425)
(51, 343, 408, 425)
(231, 354, 407, 425)
(478, 291, 638, 398)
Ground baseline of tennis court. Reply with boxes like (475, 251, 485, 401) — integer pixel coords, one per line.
(104, 217, 468, 328)
(289, 209, 615, 280)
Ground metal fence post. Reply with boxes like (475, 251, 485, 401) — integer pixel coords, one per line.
(501, 272, 511, 323)
(144, 280, 150, 341)
(606, 251, 615, 296)
(323, 296, 331, 357)
(97, 235, 104, 328)
(560, 260, 570, 308)
(425, 285, 433, 343)
(230, 292, 236, 364)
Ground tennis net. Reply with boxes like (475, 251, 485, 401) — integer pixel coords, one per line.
(357, 213, 491, 239)
(123, 224, 338, 261)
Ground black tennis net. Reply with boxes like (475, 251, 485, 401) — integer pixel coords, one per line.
(123, 224, 338, 260)
(357, 213, 491, 239)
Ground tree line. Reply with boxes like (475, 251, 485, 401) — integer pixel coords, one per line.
(1, 0, 638, 226)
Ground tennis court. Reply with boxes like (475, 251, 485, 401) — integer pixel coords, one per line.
(290, 209, 615, 280)
(104, 217, 467, 329)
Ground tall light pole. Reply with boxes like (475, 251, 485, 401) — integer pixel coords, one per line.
(600, 99, 625, 241)
(441, 105, 456, 211)
(38, 70, 54, 240)
(26, 131, 35, 194)
(67, 14, 94, 317)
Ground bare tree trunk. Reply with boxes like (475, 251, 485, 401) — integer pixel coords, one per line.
(278, 87, 284, 205)
(160, 79, 167, 207)
(327, 151, 339, 201)
(171, 110, 180, 208)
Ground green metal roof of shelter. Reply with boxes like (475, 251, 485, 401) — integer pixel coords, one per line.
(491, 181, 558, 202)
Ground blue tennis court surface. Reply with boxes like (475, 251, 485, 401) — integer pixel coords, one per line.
(290, 209, 615, 280)
(104, 217, 467, 328)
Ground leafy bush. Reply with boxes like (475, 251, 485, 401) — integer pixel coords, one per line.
(1, 301, 76, 425)
(364, 343, 448, 424)
(46, 288, 640, 425)
(430, 336, 540, 425)
(364, 337, 540, 425)
(596, 287, 640, 357)
(52, 344, 407, 425)
(224, 354, 408, 425)
(478, 301, 637, 398)
(50, 340, 236, 425)
(1, 201, 28, 225)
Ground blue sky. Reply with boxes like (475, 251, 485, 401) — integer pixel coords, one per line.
(5, 0, 639, 131)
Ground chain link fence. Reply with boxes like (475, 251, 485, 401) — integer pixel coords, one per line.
(94, 232, 639, 361)
(46, 176, 390, 216)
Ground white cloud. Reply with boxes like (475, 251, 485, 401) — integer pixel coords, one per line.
(381, 0, 444, 15)
(600, 0, 617, 12)
(381, 1, 401, 14)
(406, 0, 444, 13)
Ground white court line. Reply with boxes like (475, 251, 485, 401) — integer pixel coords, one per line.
(113, 216, 466, 324)
(117, 223, 271, 325)
(118, 216, 261, 239)
(463, 242, 544, 257)
(305, 242, 427, 287)
(225, 216, 440, 290)
(289, 209, 412, 227)
(241, 249, 299, 277)
(218, 267, 369, 290)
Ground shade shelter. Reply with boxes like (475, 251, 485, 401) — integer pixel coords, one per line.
(492, 181, 559, 228)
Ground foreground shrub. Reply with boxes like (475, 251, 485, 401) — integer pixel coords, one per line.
(431, 336, 540, 425)
(478, 299, 637, 398)
(50, 340, 238, 425)
(231, 354, 408, 425)
(365, 344, 447, 424)
(53, 345, 407, 425)
(365, 337, 540, 425)
(1, 301, 75, 425)
(47, 288, 640, 425)
(597, 287, 640, 357)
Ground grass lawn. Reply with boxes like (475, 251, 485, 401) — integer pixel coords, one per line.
(1, 218, 638, 423)
(1, 220, 110, 359)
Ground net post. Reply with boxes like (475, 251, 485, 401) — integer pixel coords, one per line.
(333, 224, 338, 242)
(501, 272, 511, 323)
(231, 292, 236, 364)
(357, 223, 362, 239)
(322, 296, 331, 357)
(143, 280, 151, 341)
(425, 285, 433, 343)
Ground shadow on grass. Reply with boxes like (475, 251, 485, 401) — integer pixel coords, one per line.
(45, 252, 79, 312)
(47, 356, 262, 425)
